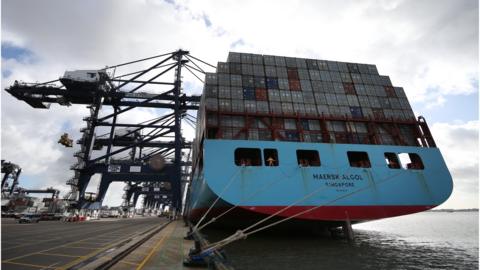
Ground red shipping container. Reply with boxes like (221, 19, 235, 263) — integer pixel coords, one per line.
(255, 88, 268, 101)
(272, 118, 284, 128)
(343, 83, 356, 95)
(287, 68, 299, 80)
(384, 86, 396, 97)
(372, 108, 384, 119)
(289, 80, 301, 91)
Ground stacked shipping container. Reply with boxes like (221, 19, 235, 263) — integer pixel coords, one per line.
(198, 52, 419, 146)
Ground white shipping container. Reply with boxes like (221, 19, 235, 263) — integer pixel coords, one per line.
(332, 82, 344, 94)
(298, 69, 310, 80)
(253, 65, 265, 76)
(305, 104, 318, 115)
(296, 58, 307, 68)
(276, 67, 288, 78)
(218, 86, 231, 99)
(251, 54, 263, 65)
(263, 55, 276, 66)
(325, 93, 338, 105)
(278, 78, 289, 90)
(284, 119, 296, 129)
(336, 94, 349, 106)
(309, 70, 321, 80)
(330, 71, 342, 82)
(291, 92, 304, 103)
(280, 91, 292, 102)
(256, 101, 269, 113)
(242, 64, 254, 75)
(205, 73, 217, 84)
(219, 99, 231, 112)
(285, 57, 297, 67)
(394, 87, 406, 98)
(347, 95, 360, 106)
(227, 52, 241, 63)
(314, 93, 327, 104)
(244, 100, 256, 112)
(217, 62, 229, 73)
(317, 104, 329, 115)
(281, 102, 293, 114)
(340, 73, 352, 83)
(265, 66, 277, 77)
(231, 99, 244, 112)
(230, 74, 242, 87)
(308, 120, 321, 131)
(302, 92, 315, 104)
(205, 98, 218, 110)
(269, 102, 282, 113)
(293, 103, 306, 114)
(231, 87, 243, 99)
(241, 53, 253, 64)
(317, 60, 329, 70)
(275, 56, 286, 66)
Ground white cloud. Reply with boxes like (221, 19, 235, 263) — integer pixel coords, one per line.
(431, 121, 478, 209)
(2, 0, 477, 207)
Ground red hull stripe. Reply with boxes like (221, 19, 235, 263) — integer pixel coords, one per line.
(190, 205, 436, 222)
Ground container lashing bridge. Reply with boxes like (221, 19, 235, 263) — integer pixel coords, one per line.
(5, 49, 213, 212)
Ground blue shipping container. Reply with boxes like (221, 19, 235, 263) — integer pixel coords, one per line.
(350, 106, 363, 118)
(243, 87, 256, 100)
(266, 77, 279, 89)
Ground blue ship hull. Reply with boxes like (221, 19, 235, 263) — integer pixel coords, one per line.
(187, 139, 453, 227)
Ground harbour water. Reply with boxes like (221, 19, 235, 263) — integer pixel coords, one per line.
(204, 211, 478, 270)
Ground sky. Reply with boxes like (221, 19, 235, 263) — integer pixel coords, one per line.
(1, 0, 478, 209)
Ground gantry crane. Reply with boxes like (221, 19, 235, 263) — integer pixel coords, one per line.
(5, 49, 213, 212)
(1, 160, 22, 196)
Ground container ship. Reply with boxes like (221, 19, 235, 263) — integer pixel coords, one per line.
(186, 52, 453, 229)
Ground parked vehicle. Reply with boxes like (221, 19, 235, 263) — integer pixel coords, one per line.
(18, 214, 41, 223)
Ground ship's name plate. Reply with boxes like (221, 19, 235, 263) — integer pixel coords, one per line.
(312, 173, 363, 181)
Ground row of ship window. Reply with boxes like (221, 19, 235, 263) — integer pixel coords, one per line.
(234, 148, 424, 170)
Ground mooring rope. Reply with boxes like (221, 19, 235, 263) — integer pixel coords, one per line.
(194, 162, 357, 232)
(200, 168, 407, 254)
(191, 168, 242, 232)
(194, 164, 301, 232)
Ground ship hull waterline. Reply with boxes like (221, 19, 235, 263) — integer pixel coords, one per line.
(187, 139, 453, 229)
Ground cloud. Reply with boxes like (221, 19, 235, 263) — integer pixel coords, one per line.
(1, 0, 477, 207)
(1, 42, 35, 63)
(430, 121, 479, 208)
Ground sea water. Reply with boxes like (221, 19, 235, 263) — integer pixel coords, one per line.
(204, 211, 478, 270)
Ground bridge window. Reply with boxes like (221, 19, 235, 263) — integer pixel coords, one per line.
(264, 149, 279, 166)
(297, 150, 321, 167)
(347, 151, 371, 168)
(399, 153, 424, 170)
(235, 148, 262, 166)
(385, 152, 400, 169)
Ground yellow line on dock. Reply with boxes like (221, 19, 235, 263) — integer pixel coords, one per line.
(56, 238, 132, 270)
(38, 252, 82, 258)
(136, 222, 176, 270)
(2, 236, 91, 263)
(2, 261, 55, 269)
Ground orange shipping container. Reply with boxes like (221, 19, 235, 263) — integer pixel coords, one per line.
(287, 68, 299, 80)
(289, 80, 301, 91)
(255, 88, 268, 101)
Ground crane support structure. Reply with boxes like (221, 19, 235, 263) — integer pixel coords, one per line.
(5, 49, 211, 211)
